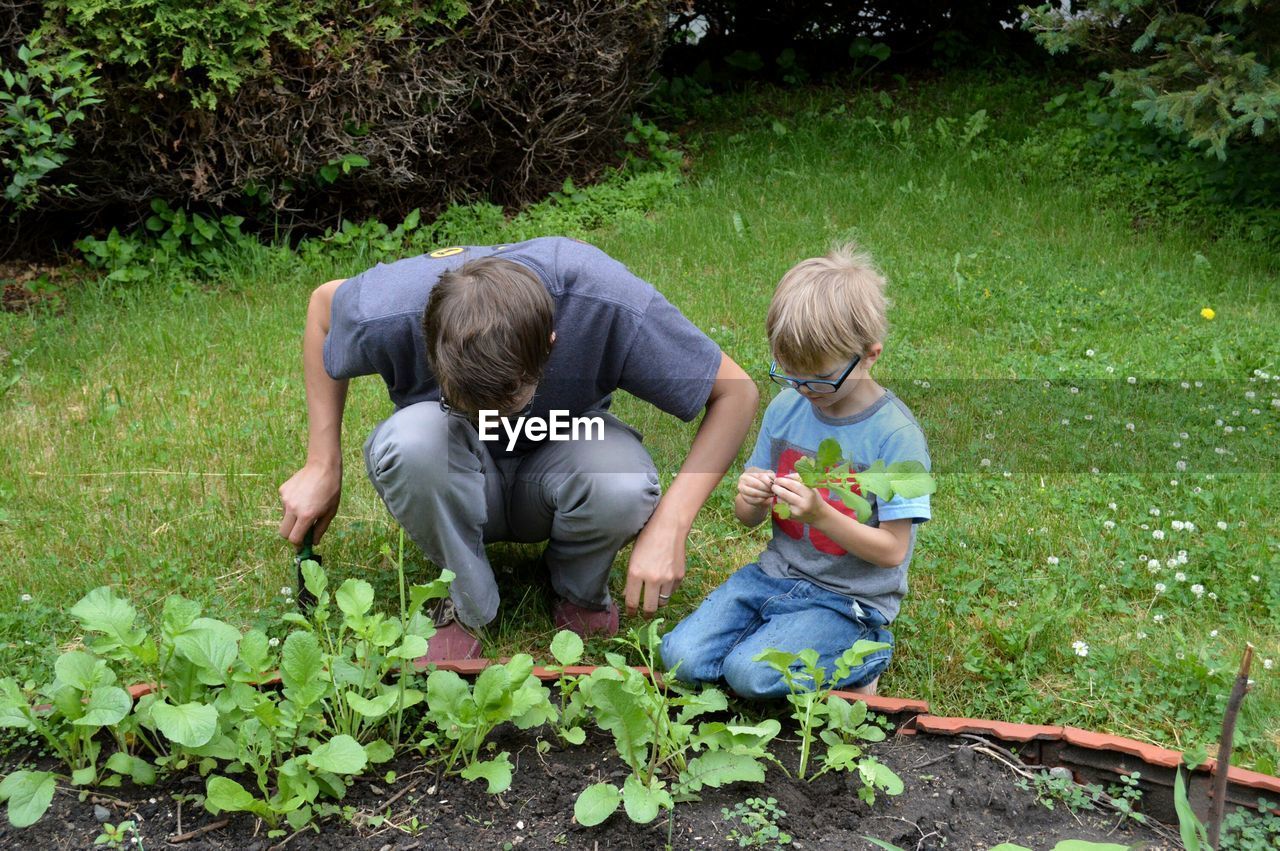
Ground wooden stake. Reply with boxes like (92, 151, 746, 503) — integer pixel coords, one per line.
(1208, 643, 1253, 849)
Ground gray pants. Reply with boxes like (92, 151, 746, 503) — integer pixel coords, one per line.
(363, 402, 662, 628)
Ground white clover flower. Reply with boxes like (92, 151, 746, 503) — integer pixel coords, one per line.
(1155, 583, 1166, 593)
(1185, 522, 1196, 532)
(1152, 529, 1165, 540)
(1084, 414, 1093, 421)
(1191, 584, 1205, 598)
(1272, 398, 1280, 408)
(1180, 432, 1189, 439)
(1252, 408, 1261, 415)
(1166, 558, 1178, 569)
(980, 458, 991, 467)
(1170, 480, 1179, 486)
(1136, 631, 1148, 640)
(1217, 520, 1229, 531)
(1127, 376, 1137, 384)
(1047, 556, 1060, 565)
(1106, 365, 1115, 373)
(1177, 652, 1185, 660)
(1195, 381, 1204, 388)
(1061, 418, 1070, 426)
(1208, 592, 1218, 601)
(1180, 381, 1190, 389)
(280, 585, 293, 597)
(1149, 507, 1161, 516)
(1216, 419, 1224, 427)
(1140, 523, 1150, 530)
(1215, 447, 1227, 455)
(1108, 502, 1118, 510)
(1153, 614, 1165, 623)
(1251, 574, 1261, 582)
(1072, 640, 1090, 657)
(1103, 520, 1116, 529)
(1173, 441, 1182, 449)
(1224, 425, 1234, 434)
(984, 432, 994, 440)
(1126, 422, 1135, 431)
(268, 637, 280, 648)
(1265, 659, 1274, 671)
(1147, 559, 1161, 572)
(1008, 599, 1018, 607)
(19, 593, 32, 603)
(1175, 572, 1187, 582)
(1210, 629, 1218, 638)
(1171, 520, 1185, 530)
(1086, 349, 1095, 357)
(1070, 386, 1080, 394)
(1177, 550, 1188, 562)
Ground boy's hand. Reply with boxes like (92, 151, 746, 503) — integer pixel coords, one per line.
(737, 467, 776, 507)
(772, 473, 827, 524)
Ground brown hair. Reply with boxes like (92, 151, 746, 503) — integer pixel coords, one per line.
(422, 257, 555, 412)
(765, 242, 889, 374)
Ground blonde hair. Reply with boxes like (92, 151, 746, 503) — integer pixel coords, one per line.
(765, 243, 889, 374)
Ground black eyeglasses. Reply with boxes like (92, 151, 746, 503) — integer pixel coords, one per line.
(768, 354, 861, 394)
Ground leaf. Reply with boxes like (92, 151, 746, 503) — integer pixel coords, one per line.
(205, 775, 260, 815)
(174, 618, 241, 682)
(582, 679, 651, 772)
(815, 438, 843, 470)
(407, 570, 453, 619)
(1049, 842, 1135, 851)
(363, 739, 394, 764)
(161, 596, 202, 636)
(473, 665, 512, 714)
(868, 759, 903, 795)
(675, 687, 728, 724)
(390, 634, 428, 659)
(574, 782, 621, 827)
(281, 631, 324, 692)
(460, 752, 512, 794)
(238, 629, 271, 674)
(74, 686, 132, 727)
(753, 648, 800, 674)
(835, 640, 892, 681)
(300, 559, 327, 600)
(621, 773, 669, 824)
(54, 650, 110, 692)
(345, 690, 398, 719)
(560, 726, 586, 745)
(550, 630, 584, 666)
(105, 752, 156, 785)
(680, 750, 765, 792)
(152, 701, 219, 747)
(829, 484, 872, 522)
(1174, 769, 1207, 851)
(852, 459, 893, 499)
(307, 735, 368, 775)
(335, 579, 374, 618)
(884, 460, 936, 499)
(70, 587, 145, 651)
(0, 770, 56, 827)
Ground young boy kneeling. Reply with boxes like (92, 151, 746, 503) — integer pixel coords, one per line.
(661, 244, 931, 699)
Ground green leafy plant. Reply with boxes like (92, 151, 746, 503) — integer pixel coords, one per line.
(416, 654, 556, 794)
(753, 640, 900, 801)
(546, 629, 589, 745)
(772, 437, 936, 521)
(0, 36, 101, 213)
(94, 819, 140, 848)
(723, 796, 791, 848)
(574, 621, 781, 830)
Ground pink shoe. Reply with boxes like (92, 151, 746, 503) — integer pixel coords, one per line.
(849, 677, 879, 697)
(416, 599, 483, 664)
(552, 598, 619, 638)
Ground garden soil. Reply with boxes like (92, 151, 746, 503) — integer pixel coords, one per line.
(1, 726, 1176, 851)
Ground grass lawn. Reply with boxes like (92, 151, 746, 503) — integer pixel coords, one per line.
(2, 72, 1277, 771)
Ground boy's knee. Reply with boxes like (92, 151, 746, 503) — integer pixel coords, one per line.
(659, 629, 697, 682)
(721, 652, 790, 700)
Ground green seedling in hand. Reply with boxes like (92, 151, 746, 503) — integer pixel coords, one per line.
(773, 438, 935, 522)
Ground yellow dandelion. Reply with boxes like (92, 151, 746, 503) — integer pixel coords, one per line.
(1201, 307, 1216, 320)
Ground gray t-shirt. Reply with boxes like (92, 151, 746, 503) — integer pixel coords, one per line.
(745, 388, 932, 622)
(323, 237, 723, 454)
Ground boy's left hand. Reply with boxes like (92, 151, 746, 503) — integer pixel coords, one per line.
(772, 473, 828, 524)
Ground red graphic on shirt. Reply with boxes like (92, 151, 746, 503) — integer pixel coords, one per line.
(772, 447, 863, 555)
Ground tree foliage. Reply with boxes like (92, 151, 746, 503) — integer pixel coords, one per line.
(1024, 0, 1280, 158)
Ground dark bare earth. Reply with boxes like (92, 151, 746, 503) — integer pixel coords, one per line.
(1, 723, 1176, 851)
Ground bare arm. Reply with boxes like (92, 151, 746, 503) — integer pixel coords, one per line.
(278, 279, 349, 546)
(624, 352, 760, 616)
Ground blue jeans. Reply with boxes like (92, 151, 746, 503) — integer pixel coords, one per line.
(660, 563, 894, 699)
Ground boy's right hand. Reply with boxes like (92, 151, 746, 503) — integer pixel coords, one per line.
(737, 467, 777, 507)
